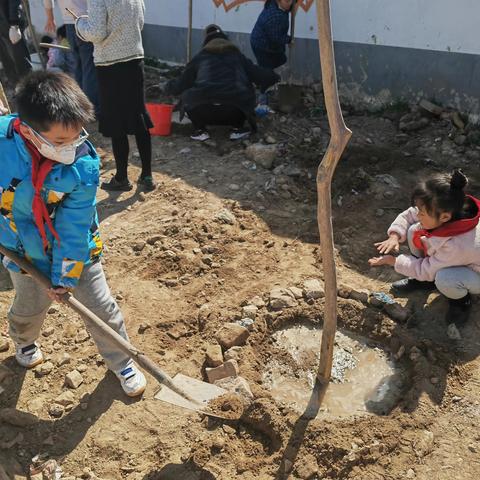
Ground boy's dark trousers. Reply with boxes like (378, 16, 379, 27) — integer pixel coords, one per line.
(0, 15, 31, 85)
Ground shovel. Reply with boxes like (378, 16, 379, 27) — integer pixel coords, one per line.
(0, 245, 236, 418)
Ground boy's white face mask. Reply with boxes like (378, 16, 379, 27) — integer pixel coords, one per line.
(26, 125, 89, 165)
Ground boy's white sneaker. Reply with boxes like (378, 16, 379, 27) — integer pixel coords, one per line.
(115, 363, 147, 397)
(15, 343, 44, 368)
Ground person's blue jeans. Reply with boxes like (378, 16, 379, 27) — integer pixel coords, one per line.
(65, 24, 99, 115)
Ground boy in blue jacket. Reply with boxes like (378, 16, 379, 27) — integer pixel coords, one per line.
(0, 71, 146, 397)
(250, 0, 293, 110)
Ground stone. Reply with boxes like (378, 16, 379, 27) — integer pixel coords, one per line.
(242, 304, 258, 319)
(65, 370, 84, 389)
(265, 135, 277, 144)
(419, 99, 443, 116)
(138, 322, 151, 334)
(0, 408, 38, 426)
(405, 468, 415, 478)
(42, 327, 55, 337)
(287, 286, 304, 299)
(430, 377, 439, 385)
(55, 390, 75, 407)
(56, 352, 71, 366)
(216, 323, 250, 349)
(206, 359, 239, 383)
(399, 117, 429, 132)
(245, 143, 277, 169)
(75, 329, 90, 343)
(303, 279, 325, 299)
(214, 375, 253, 403)
(224, 346, 243, 362)
(452, 111, 465, 130)
(229, 184, 240, 191)
(375, 208, 385, 217)
(447, 323, 462, 340)
(414, 430, 434, 458)
(36, 361, 54, 377)
(454, 135, 467, 146)
(249, 296, 265, 308)
(48, 403, 64, 418)
(205, 344, 223, 368)
(294, 453, 318, 479)
(214, 209, 236, 225)
(269, 287, 298, 310)
(236, 318, 254, 330)
(0, 336, 9, 353)
(132, 241, 146, 252)
(349, 288, 370, 304)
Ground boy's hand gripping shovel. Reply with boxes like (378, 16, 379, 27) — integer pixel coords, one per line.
(0, 245, 239, 419)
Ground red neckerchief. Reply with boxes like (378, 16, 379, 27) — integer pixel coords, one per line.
(13, 118, 60, 252)
(412, 195, 480, 255)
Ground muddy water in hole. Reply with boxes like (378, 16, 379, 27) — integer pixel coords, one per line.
(263, 325, 405, 417)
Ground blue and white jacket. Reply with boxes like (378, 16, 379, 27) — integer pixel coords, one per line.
(250, 1, 290, 55)
(0, 115, 103, 288)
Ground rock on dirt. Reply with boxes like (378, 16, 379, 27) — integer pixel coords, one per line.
(0, 408, 38, 426)
(269, 287, 298, 310)
(414, 430, 435, 458)
(206, 359, 239, 383)
(287, 286, 303, 299)
(242, 304, 258, 319)
(214, 209, 236, 225)
(0, 336, 8, 352)
(303, 279, 325, 299)
(294, 453, 319, 479)
(245, 143, 277, 169)
(55, 390, 76, 407)
(65, 370, 84, 389)
(249, 295, 265, 308)
(224, 346, 243, 362)
(214, 375, 253, 403)
(216, 323, 250, 349)
(35, 361, 54, 377)
(48, 403, 65, 418)
(205, 344, 223, 368)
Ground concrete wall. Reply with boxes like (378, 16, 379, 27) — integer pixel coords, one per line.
(25, 0, 480, 115)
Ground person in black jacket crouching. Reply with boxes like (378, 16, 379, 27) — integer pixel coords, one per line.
(166, 24, 279, 142)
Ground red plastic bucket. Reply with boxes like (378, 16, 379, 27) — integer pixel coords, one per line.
(146, 103, 174, 136)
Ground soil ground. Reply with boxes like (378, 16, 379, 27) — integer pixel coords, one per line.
(1, 75, 480, 480)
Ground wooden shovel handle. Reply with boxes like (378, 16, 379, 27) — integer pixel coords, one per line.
(315, 0, 352, 382)
(0, 245, 198, 403)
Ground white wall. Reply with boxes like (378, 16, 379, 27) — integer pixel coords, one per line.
(27, 0, 480, 56)
(144, 0, 480, 55)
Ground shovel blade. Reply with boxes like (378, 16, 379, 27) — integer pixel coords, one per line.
(154, 373, 226, 414)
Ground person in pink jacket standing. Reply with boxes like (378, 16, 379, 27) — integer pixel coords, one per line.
(369, 169, 480, 329)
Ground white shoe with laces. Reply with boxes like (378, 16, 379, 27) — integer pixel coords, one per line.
(15, 343, 44, 368)
(115, 363, 147, 397)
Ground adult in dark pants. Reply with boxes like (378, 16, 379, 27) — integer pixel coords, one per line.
(44, 0, 99, 115)
(166, 25, 279, 142)
(0, 0, 31, 86)
(75, 0, 155, 193)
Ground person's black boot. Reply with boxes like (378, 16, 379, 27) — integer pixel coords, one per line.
(446, 293, 472, 327)
(392, 278, 436, 293)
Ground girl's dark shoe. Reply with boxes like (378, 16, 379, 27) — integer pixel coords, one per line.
(138, 175, 156, 192)
(101, 176, 133, 192)
(392, 278, 436, 293)
(446, 293, 472, 327)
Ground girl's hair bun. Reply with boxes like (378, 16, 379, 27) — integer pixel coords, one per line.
(450, 168, 468, 191)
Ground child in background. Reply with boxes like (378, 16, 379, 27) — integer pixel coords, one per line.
(0, 71, 146, 397)
(369, 169, 480, 330)
(46, 26, 74, 75)
(250, 0, 293, 112)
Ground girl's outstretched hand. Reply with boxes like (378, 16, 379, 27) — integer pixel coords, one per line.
(374, 233, 400, 254)
(368, 255, 396, 267)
